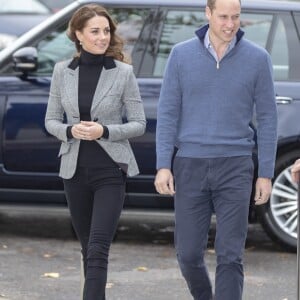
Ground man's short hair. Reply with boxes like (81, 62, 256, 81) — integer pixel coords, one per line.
(207, 0, 241, 12)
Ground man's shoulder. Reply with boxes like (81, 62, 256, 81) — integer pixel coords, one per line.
(172, 37, 201, 55)
(174, 37, 199, 49)
(240, 38, 269, 57)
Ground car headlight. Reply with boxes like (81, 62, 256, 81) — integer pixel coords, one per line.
(0, 33, 17, 51)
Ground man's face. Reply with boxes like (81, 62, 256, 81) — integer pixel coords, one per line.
(206, 0, 241, 44)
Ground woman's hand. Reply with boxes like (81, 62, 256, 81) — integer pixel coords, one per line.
(71, 121, 104, 140)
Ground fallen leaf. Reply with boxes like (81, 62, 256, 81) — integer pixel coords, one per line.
(106, 282, 114, 288)
(43, 254, 52, 258)
(136, 266, 148, 272)
(42, 272, 60, 278)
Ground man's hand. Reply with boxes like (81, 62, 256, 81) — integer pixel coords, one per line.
(291, 158, 300, 183)
(254, 177, 272, 205)
(154, 168, 175, 196)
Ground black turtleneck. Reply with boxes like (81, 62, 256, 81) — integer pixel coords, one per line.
(75, 49, 116, 168)
(78, 49, 103, 121)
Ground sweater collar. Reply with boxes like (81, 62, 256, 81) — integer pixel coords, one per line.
(195, 24, 244, 45)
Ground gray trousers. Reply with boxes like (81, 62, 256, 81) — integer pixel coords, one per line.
(173, 156, 254, 300)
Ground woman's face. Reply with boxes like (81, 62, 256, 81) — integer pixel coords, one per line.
(76, 15, 111, 55)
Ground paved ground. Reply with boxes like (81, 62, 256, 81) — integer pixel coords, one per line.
(0, 206, 297, 300)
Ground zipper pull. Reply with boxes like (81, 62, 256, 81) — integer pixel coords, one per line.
(216, 61, 219, 69)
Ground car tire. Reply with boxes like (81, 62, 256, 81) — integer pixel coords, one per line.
(256, 149, 300, 252)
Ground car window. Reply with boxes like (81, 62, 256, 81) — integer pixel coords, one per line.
(0, 0, 50, 14)
(270, 18, 289, 80)
(34, 7, 151, 75)
(36, 24, 74, 75)
(109, 8, 150, 61)
(295, 12, 300, 33)
(153, 10, 206, 77)
(241, 13, 272, 48)
(241, 13, 289, 81)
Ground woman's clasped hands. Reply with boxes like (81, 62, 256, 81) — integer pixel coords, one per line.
(71, 121, 104, 140)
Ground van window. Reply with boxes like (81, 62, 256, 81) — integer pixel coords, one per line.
(153, 10, 206, 77)
(109, 8, 150, 61)
(241, 13, 272, 48)
(241, 13, 289, 81)
(37, 24, 74, 74)
(271, 18, 289, 80)
(35, 8, 151, 75)
(294, 12, 300, 35)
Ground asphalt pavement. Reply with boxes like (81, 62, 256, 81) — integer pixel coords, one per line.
(0, 206, 297, 300)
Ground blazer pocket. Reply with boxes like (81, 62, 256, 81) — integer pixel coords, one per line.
(58, 142, 71, 157)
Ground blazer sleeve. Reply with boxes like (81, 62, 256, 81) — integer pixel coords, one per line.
(45, 63, 70, 143)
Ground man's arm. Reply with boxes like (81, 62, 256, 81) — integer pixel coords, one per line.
(155, 47, 182, 195)
(156, 46, 182, 171)
(254, 52, 278, 179)
(253, 52, 278, 205)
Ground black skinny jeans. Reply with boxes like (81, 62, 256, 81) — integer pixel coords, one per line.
(63, 166, 126, 300)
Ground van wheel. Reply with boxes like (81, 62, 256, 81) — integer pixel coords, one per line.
(256, 150, 300, 252)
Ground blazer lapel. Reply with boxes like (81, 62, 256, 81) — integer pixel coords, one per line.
(91, 66, 119, 113)
(62, 56, 118, 116)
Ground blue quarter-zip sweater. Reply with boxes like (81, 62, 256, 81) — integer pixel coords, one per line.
(156, 25, 277, 178)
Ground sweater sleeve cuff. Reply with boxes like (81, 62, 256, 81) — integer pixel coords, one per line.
(66, 126, 73, 139)
(102, 125, 109, 139)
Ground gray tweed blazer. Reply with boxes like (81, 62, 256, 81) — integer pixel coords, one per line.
(45, 57, 146, 179)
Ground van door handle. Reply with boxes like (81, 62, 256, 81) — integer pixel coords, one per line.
(276, 96, 293, 104)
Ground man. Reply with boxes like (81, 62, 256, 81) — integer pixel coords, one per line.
(154, 0, 277, 299)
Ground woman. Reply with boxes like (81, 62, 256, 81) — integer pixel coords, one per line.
(45, 4, 146, 299)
